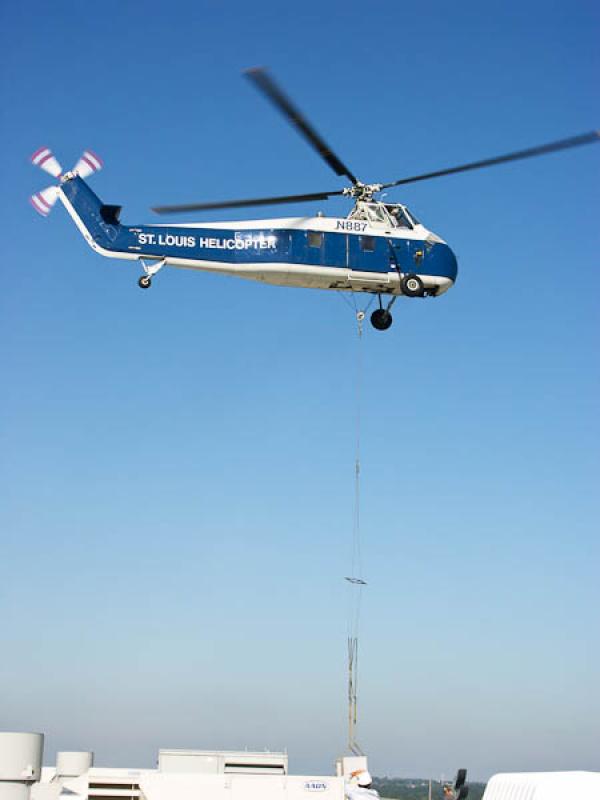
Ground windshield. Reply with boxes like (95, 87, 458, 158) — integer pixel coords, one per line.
(365, 204, 388, 224)
(405, 207, 420, 226)
(385, 205, 413, 229)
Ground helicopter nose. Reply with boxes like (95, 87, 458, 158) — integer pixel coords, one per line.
(444, 245, 458, 282)
(427, 242, 458, 282)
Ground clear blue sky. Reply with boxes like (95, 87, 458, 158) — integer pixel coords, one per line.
(1, 0, 598, 783)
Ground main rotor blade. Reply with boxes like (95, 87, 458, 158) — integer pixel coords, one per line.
(381, 130, 600, 189)
(245, 67, 358, 184)
(152, 189, 344, 214)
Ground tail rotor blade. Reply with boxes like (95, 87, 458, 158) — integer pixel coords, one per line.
(30, 147, 63, 178)
(30, 185, 59, 217)
(74, 150, 103, 178)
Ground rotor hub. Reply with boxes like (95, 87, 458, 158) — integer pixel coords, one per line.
(343, 182, 383, 202)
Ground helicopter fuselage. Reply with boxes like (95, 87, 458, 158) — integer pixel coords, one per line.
(60, 175, 458, 297)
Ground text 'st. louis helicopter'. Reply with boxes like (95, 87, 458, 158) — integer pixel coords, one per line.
(30, 69, 599, 330)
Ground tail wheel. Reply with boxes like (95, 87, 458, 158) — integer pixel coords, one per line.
(401, 273, 424, 297)
(370, 309, 393, 331)
(138, 276, 152, 289)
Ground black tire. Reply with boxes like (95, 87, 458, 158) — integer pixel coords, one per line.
(370, 308, 393, 331)
(138, 276, 152, 289)
(401, 273, 424, 297)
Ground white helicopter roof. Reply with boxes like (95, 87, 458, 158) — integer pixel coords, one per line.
(150, 202, 435, 241)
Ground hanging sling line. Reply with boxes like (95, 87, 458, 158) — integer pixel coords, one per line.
(343, 303, 368, 756)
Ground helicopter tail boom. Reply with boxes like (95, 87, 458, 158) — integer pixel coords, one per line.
(58, 175, 134, 261)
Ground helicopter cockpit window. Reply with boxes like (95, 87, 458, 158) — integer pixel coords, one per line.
(308, 231, 323, 248)
(363, 204, 388, 224)
(386, 205, 413, 229)
(405, 208, 420, 226)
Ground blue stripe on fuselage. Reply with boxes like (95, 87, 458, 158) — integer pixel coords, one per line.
(61, 176, 458, 282)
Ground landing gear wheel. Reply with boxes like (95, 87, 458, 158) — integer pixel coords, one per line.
(401, 273, 424, 297)
(370, 308, 393, 331)
(138, 276, 152, 289)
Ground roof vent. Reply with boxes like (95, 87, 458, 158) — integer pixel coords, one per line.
(55, 752, 93, 777)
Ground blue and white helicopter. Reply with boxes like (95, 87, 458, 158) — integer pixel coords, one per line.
(31, 69, 599, 330)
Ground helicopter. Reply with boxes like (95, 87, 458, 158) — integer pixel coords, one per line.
(30, 68, 599, 331)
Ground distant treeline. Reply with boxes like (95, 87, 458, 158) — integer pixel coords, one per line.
(373, 777, 486, 800)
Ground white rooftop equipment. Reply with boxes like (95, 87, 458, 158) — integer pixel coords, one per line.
(158, 748, 288, 775)
(335, 755, 368, 779)
(140, 771, 342, 800)
(0, 733, 44, 800)
(2, 740, 344, 800)
(55, 753, 93, 779)
(6, 733, 600, 800)
(482, 771, 600, 800)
